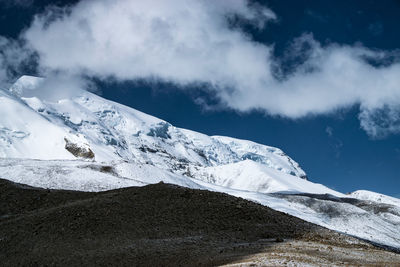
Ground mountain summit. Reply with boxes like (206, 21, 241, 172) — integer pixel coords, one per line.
(1, 76, 322, 194)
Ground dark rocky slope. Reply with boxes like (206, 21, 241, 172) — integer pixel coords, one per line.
(0, 178, 399, 266)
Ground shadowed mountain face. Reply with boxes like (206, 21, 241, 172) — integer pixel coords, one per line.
(1, 179, 399, 266)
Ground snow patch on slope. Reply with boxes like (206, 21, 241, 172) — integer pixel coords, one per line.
(350, 190, 400, 207)
(190, 160, 341, 196)
(0, 158, 202, 192)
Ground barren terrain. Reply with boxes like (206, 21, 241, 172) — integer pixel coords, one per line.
(1, 178, 399, 266)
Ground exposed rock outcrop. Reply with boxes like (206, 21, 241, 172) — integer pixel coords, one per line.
(64, 138, 95, 159)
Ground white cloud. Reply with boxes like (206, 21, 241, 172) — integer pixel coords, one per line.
(24, 0, 276, 84)
(17, 73, 95, 102)
(3, 0, 400, 138)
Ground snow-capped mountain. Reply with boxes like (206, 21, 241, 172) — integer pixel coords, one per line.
(1, 76, 399, 250)
(2, 76, 313, 192)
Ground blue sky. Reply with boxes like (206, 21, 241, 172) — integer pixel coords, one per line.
(0, 0, 399, 197)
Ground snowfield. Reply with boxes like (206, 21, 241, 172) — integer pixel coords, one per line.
(349, 190, 400, 207)
(0, 76, 399, 250)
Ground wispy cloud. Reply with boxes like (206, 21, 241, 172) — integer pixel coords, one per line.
(1, 0, 400, 138)
(325, 126, 334, 137)
(0, 36, 35, 85)
(304, 9, 329, 23)
(368, 22, 384, 36)
(359, 104, 400, 139)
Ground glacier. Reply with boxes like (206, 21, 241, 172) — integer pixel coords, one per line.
(0, 76, 399, 250)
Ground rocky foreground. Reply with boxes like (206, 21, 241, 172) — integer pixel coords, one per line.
(0, 178, 399, 266)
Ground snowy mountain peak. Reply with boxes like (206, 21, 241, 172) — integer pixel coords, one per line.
(1, 76, 307, 185)
(9, 75, 44, 97)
